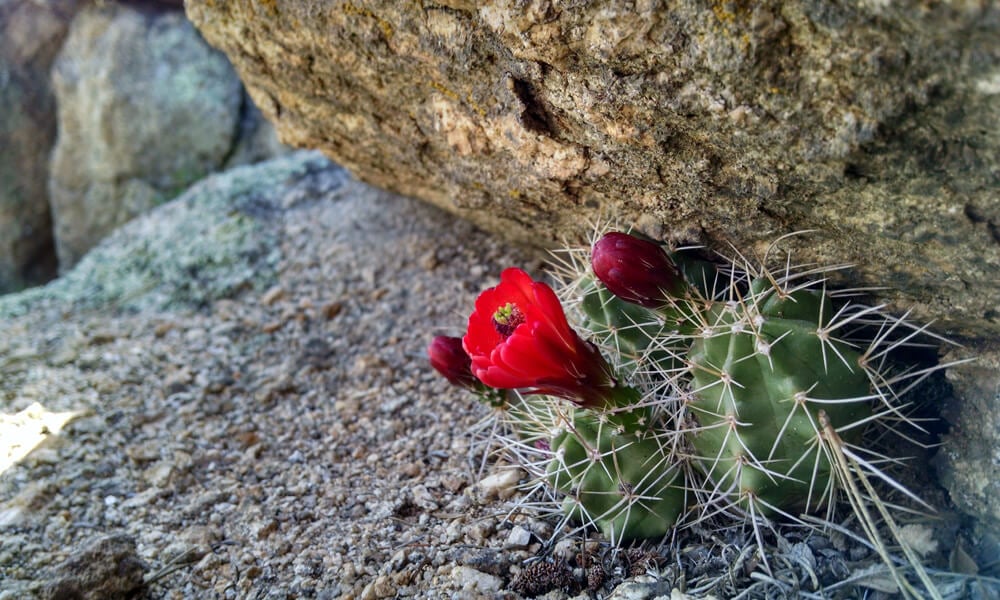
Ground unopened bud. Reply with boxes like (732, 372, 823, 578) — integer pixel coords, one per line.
(427, 336, 479, 389)
(591, 232, 684, 307)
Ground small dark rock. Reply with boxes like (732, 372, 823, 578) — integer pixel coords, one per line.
(454, 548, 510, 578)
(298, 336, 333, 369)
(42, 534, 146, 600)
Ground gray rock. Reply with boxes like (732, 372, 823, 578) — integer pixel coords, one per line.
(603, 575, 672, 600)
(449, 566, 504, 594)
(503, 525, 532, 550)
(937, 347, 1000, 566)
(0, 151, 341, 318)
(41, 534, 146, 600)
(48, 3, 245, 270)
(185, 0, 1000, 338)
(0, 0, 84, 293)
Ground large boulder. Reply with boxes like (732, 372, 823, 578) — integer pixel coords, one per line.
(185, 0, 1000, 338)
(0, 0, 84, 293)
(47, 2, 279, 271)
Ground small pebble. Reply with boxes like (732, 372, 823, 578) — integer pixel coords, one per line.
(260, 286, 286, 306)
(504, 525, 533, 550)
(477, 468, 522, 500)
(450, 566, 503, 593)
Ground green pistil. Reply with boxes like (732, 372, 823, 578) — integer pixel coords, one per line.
(493, 303, 525, 337)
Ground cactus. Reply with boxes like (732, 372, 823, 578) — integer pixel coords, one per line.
(580, 232, 894, 517)
(432, 230, 959, 598)
(571, 232, 956, 597)
(674, 275, 872, 516)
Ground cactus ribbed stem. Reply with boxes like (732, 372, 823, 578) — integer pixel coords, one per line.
(685, 283, 871, 513)
(547, 404, 686, 541)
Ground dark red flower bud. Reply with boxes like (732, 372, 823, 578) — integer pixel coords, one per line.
(427, 336, 479, 390)
(591, 232, 684, 307)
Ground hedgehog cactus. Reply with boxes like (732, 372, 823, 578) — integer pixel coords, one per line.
(586, 233, 882, 516)
(431, 230, 947, 580)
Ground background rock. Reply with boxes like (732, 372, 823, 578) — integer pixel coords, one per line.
(0, 0, 83, 293)
(936, 345, 1000, 561)
(186, 0, 1000, 338)
(224, 91, 288, 169)
(47, 2, 279, 272)
(0, 153, 325, 319)
(0, 0, 286, 290)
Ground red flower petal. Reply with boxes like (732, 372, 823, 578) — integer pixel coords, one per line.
(498, 331, 567, 380)
(477, 364, 525, 389)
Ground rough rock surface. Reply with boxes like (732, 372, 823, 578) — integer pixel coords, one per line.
(41, 534, 147, 600)
(224, 91, 288, 170)
(186, 0, 1000, 337)
(937, 345, 1000, 549)
(47, 2, 271, 271)
(0, 0, 83, 293)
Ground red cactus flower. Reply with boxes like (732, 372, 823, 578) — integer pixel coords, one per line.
(427, 336, 479, 390)
(591, 232, 684, 307)
(463, 267, 629, 408)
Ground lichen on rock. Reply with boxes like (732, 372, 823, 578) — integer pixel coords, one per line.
(0, 152, 339, 318)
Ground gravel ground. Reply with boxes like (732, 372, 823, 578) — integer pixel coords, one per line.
(0, 153, 603, 599)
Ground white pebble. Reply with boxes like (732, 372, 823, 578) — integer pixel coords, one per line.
(503, 525, 532, 549)
(450, 566, 503, 592)
(477, 469, 522, 500)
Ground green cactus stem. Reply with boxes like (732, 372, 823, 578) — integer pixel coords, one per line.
(546, 404, 687, 542)
(578, 275, 686, 380)
(684, 278, 873, 514)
